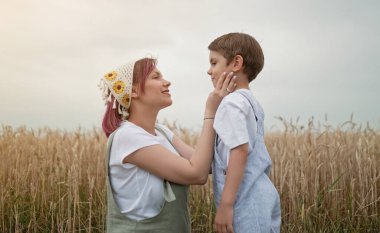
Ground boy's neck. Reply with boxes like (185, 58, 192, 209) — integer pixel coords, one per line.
(234, 74, 250, 90)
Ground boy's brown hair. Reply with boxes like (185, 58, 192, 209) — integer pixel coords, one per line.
(208, 32, 264, 82)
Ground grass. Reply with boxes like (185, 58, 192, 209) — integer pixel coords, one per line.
(0, 119, 379, 232)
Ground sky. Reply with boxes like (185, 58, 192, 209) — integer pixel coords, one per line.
(1, 0, 379, 131)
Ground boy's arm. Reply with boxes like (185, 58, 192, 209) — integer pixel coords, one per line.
(214, 143, 248, 233)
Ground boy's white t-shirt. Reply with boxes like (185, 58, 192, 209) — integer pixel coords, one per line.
(214, 89, 258, 165)
(108, 121, 176, 221)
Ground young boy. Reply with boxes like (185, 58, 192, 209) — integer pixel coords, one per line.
(207, 33, 281, 233)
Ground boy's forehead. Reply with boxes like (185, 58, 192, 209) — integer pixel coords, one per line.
(209, 50, 224, 60)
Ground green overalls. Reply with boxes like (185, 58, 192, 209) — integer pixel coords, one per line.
(105, 127, 190, 233)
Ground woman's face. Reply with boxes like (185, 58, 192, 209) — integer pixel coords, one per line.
(207, 50, 234, 87)
(137, 67, 172, 109)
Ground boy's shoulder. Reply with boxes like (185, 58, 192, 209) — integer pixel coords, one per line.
(221, 89, 253, 108)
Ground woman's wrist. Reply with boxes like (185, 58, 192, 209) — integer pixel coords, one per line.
(204, 109, 216, 118)
(203, 110, 215, 120)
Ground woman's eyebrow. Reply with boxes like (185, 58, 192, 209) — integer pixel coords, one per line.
(151, 71, 161, 77)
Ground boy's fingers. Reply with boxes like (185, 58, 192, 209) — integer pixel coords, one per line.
(215, 223, 227, 233)
(227, 224, 234, 233)
(223, 224, 229, 233)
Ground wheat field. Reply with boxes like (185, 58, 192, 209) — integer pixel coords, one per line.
(0, 119, 379, 232)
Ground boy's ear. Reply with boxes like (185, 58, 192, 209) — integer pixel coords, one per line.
(232, 55, 244, 72)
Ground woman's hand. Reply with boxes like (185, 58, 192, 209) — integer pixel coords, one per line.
(205, 72, 236, 117)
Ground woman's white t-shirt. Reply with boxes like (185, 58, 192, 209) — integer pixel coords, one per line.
(109, 121, 176, 220)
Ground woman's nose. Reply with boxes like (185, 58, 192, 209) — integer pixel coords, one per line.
(164, 79, 171, 86)
(207, 68, 212, 76)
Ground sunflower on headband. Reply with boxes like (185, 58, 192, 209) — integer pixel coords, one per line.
(104, 71, 117, 81)
(113, 80, 125, 94)
(121, 94, 130, 106)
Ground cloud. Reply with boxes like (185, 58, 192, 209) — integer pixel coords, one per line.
(0, 0, 379, 130)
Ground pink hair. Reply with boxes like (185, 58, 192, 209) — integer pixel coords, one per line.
(133, 58, 157, 94)
(102, 95, 123, 138)
(102, 58, 157, 138)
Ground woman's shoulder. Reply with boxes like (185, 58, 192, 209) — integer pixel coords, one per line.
(114, 121, 151, 140)
(116, 121, 137, 133)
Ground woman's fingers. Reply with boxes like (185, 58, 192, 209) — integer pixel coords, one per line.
(215, 72, 235, 96)
(223, 75, 237, 94)
(205, 71, 236, 115)
(221, 72, 234, 92)
(215, 72, 227, 90)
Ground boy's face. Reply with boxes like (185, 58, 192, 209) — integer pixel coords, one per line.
(207, 50, 234, 87)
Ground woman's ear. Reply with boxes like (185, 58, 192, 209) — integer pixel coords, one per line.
(232, 55, 243, 72)
(131, 86, 139, 98)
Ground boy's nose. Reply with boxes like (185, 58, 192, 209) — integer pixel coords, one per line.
(207, 68, 212, 76)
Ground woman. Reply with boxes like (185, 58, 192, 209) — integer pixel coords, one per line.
(99, 57, 236, 232)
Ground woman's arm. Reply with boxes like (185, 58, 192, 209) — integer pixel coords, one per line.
(171, 135, 194, 160)
(124, 119, 215, 185)
(124, 72, 236, 185)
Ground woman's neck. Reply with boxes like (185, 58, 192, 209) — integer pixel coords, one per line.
(128, 107, 158, 135)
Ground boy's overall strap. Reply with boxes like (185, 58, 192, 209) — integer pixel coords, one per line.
(236, 91, 260, 152)
(237, 90, 258, 122)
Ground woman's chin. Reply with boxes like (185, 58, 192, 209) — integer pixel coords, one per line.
(161, 100, 173, 109)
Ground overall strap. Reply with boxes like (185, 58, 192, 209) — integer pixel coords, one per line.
(237, 90, 258, 123)
(105, 130, 129, 231)
(236, 91, 260, 152)
(155, 125, 171, 143)
(106, 126, 190, 232)
(105, 131, 117, 176)
(154, 125, 176, 202)
(106, 126, 176, 203)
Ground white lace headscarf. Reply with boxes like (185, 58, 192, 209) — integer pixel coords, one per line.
(99, 61, 135, 119)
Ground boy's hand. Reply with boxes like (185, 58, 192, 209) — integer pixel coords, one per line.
(213, 203, 235, 233)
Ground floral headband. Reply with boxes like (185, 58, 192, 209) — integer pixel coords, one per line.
(99, 61, 135, 118)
